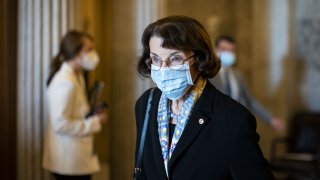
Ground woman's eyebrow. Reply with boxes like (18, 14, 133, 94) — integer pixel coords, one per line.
(150, 52, 159, 56)
(150, 51, 182, 57)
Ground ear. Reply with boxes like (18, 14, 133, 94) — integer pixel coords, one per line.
(72, 53, 83, 64)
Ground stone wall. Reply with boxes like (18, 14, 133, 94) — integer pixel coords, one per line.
(296, 0, 320, 111)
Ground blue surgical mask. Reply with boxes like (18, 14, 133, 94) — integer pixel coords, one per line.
(220, 51, 236, 67)
(151, 62, 193, 100)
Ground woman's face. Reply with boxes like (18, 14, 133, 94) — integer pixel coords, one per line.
(73, 36, 94, 70)
(149, 36, 199, 81)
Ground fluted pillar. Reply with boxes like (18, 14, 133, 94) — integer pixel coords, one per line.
(135, 0, 167, 98)
(17, 1, 83, 179)
(110, 0, 166, 179)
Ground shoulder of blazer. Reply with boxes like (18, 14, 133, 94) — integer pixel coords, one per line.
(48, 66, 78, 89)
(48, 75, 74, 93)
(135, 87, 161, 128)
(194, 81, 249, 119)
(212, 80, 256, 131)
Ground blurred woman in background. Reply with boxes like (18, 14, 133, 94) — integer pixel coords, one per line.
(43, 31, 107, 180)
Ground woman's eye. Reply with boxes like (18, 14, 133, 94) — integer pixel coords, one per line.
(151, 57, 160, 63)
(170, 56, 183, 62)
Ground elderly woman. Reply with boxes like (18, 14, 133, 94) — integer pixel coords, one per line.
(134, 16, 274, 180)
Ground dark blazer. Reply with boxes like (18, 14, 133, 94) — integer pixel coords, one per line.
(209, 68, 272, 123)
(135, 81, 274, 180)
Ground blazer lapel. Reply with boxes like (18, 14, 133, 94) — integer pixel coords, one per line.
(149, 89, 168, 179)
(168, 82, 217, 171)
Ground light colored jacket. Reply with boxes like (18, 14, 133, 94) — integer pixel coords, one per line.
(210, 67, 272, 123)
(43, 63, 101, 175)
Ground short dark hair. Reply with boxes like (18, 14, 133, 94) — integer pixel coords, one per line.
(137, 15, 220, 79)
(214, 35, 235, 48)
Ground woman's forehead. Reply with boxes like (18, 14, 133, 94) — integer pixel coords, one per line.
(83, 37, 93, 49)
(149, 36, 186, 56)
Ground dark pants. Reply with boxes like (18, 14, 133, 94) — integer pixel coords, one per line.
(53, 173, 92, 180)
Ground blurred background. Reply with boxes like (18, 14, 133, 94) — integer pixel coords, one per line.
(1, 0, 320, 179)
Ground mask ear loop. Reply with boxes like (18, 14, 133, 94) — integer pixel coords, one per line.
(186, 55, 199, 83)
(181, 62, 199, 99)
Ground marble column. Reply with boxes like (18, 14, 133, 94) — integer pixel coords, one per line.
(296, 0, 320, 111)
(17, 0, 82, 179)
(135, 0, 167, 98)
(251, 0, 298, 158)
(109, 0, 166, 179)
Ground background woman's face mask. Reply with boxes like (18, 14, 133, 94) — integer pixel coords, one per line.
(80, 50, 100, 71)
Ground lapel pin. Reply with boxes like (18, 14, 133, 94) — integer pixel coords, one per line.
(199, 118, 204, 125)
